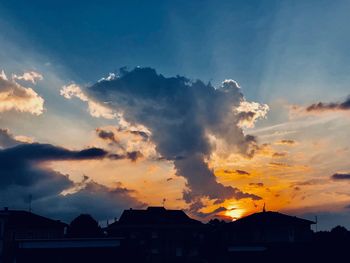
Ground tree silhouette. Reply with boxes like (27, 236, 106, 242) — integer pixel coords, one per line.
(66, 214, 103, 238)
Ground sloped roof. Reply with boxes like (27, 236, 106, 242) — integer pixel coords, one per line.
(231, 211, 315, 227)
(0, 209, 67, 229)
(113, 206, 201, 226)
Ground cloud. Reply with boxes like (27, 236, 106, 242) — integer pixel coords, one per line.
(0, 132, 145, 222)
(0, 128, 22, 148)
(306, 96, 350, 112)
(32, 180, 146, 222)
(332, 173, 350, 180)
(76, 67, 266, 207)
(60, 83, 116, 119)
(221, 169, 250, 176)
(12, 71, 43, 84)
(272, 152, 287, 158)
(109, 151, 143, 162)
(236, 101, 269, 128)
(269, 162, 292, 168)
(96, 127, 150, 146)
(249, 182, 264, 187)
(61, 68, 268, 210)
(96, 128, 117, 143)
(292, 179, 327, 186)
(235, 169, 251, 175)
(95, 127, 151, 161)
(193, 206, 228, 219)
(276, 139, 296, 145)
(0, 70, 44, 115)
(0, 143, 109, 189)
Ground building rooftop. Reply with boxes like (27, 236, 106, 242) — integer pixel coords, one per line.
(111, 206, 201, 226)
(0, 208, 67, 229)
(231, 211, 315, 227)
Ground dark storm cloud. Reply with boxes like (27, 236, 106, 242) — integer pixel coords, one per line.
(0, 132, 145, 222)
(0, 142, 107, 189)
(0, 143, 107, 164)
(332, 173, 350, 180)
(306, 96, 350, 112)
(85, 67, 264, 206)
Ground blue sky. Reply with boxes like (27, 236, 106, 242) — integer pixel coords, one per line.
(2, 0, 350, 103)
(1, 0, 350, 230)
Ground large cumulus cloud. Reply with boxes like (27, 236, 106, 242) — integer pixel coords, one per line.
(64, 67, 268, 207)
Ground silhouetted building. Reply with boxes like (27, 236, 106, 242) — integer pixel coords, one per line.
(106, 206, 206, 262)
(67, 214, 103, 238)
(227, 211, 315, 244)
(0, 208, 67, 262)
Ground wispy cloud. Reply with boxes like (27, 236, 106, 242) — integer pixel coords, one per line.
(306, 96, 350, 112)
(12, 71, 43, 84)
(276, 139, 296, 145)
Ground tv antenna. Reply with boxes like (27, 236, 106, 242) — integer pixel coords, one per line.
(28, 194, 32, 212)
(315, 216, 318, 232)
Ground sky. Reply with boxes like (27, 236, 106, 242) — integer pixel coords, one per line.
(1, 0, 350, 230)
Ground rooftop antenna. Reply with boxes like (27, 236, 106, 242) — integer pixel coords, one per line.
(263, 202, 266, 212)
(162, 198, 166, 207)
(315, 216, 318, 232)
(28, 194, 32, 213)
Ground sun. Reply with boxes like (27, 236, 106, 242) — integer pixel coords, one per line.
(225, 208, 245, 221)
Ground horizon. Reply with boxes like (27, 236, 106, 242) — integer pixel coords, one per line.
(1, 0, 350, 231)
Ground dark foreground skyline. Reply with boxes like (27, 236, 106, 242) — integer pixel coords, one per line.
(1, 0, 350, 234)
(1, 206, 349, 263)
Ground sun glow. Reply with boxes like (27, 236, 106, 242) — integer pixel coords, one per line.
(225, 207, 245, 221)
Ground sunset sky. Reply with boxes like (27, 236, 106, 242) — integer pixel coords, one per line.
(1, 0, 350, 230)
